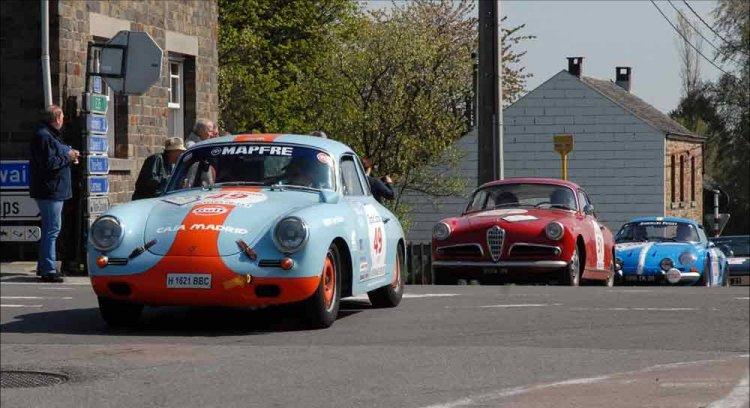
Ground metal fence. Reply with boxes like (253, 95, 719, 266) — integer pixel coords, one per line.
(405, 242, 433, 284)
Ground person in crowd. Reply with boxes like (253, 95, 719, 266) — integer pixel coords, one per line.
(29, 104, 79, 282)
(310, 130, 328, 138)
(132, 137, 186, 200)
(184, 118, 215, 147)
(361, 157, 394, 203)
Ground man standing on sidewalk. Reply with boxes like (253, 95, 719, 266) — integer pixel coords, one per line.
(184, 118, 215, 148)
(29, 105, 79, 282)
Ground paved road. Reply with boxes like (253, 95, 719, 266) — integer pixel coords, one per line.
(1, 266, 748, 408)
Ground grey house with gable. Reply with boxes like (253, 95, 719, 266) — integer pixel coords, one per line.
(402, 57, 705, 243)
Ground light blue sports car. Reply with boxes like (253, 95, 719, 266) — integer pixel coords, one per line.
(87, 134, 405, 328)
(614, 216, 728, 286)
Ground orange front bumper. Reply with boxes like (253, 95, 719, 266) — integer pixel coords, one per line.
(91, 266, 320, 308)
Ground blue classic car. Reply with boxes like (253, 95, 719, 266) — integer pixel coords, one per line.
(614, 217, 728, 286)
(88, 134, 405, 328)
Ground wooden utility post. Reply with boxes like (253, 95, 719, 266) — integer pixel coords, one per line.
(477, 0, 503, 185)
(553, 134, 573, 180)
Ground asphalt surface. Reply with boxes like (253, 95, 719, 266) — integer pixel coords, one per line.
(1, 263, 748, 408)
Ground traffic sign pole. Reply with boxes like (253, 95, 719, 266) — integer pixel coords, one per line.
(554, 134, 574, 181)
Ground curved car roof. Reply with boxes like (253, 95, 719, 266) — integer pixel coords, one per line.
(191, 133, 355, 157)
(479, 177, 581, 190)
(627, 216, 699, 225)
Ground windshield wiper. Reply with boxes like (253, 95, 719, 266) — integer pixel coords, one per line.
(493, 203, 533, 209)
(212, 181, 266, 187)
(281, 184, 321, 193)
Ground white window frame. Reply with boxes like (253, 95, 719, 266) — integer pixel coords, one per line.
(168, 60, 182, 109)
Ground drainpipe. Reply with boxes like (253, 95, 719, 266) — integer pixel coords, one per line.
(41, 0, 53, 107)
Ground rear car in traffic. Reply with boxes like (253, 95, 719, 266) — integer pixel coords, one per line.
(709, 235, 749, 286)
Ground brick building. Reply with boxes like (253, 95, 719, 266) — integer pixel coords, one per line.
(1, 0, 218, 260)
(401, 58, 705, 242)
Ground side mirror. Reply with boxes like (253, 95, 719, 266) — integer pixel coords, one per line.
(583, 204, 595, 216)
(708, 241, 716, 248)
(718, 244, 734, 257)
(319, 190, 341, 204)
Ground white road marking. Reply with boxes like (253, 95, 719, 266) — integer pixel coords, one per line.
(707, 372, 749, 408)
(571, 307, 698, 311)
(0, 280, 90, 286)
(479, 303, 562, 308)
(419, 356, 749, 408)
(38, 287, 75, 290)
(1, 296, 73, 300)
(1, 304, 43, 308)
(349, 293, 459, 301)
(734, 297, 749, 300)
(605, 289, 654, 293)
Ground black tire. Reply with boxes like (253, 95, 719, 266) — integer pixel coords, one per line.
(304, 243, 341, 329)
(433, 267, 456, 285)
(604, 258, 615, 287)
(98, 297, 143, 327)
(563, 248, 581, 286)
(368, 244, 405, 308)
(699, 260, 712, 287)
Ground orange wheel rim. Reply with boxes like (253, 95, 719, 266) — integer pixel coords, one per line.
(322, 253, 335, 309)
(391, 254, 401, 289)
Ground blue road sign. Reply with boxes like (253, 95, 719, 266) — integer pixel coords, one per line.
(87, 135, 109, 154)
(86, 114, 108, 134)
(92, 76, 103, 94)
(87, 176, 109, 195)
(0, 160, 30, 190)
(86, 155, 110, 175)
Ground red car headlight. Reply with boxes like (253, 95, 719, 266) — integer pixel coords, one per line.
(433, 222, 451, 241)
(545, 222, 564, 241)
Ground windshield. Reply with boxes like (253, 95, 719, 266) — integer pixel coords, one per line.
(710, 236, 750, 257)
(616, 221, 700, 243)
(165, 144, 335, 192)
(466, 183, 578, 213)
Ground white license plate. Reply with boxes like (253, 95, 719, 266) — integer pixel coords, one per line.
(166, 273, 212, 289)
(625, 275, 655, 282)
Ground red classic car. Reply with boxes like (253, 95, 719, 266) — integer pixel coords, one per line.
(431, 178, 615, 286)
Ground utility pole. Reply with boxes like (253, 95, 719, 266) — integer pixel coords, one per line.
(477, 0, 503, 186)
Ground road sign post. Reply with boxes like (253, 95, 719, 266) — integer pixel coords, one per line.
(553, 134, 574, 180)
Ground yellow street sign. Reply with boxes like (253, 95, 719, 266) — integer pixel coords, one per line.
(553, 134, 573, 180)
(553, 134, 573, 155)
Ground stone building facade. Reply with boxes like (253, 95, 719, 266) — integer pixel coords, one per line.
(401, 58, 706, 242)
(0, 0, 218, 260)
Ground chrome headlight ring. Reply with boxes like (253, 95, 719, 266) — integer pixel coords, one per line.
(660, 257, 674, 271)
(433, 222, 451, 241)
(678, 251, 697, 266)
(90, 215, 124, 252)
(273, 216, 309, 253)
(545, 222, 564, 241)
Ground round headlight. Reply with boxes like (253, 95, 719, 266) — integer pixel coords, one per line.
(90, 216, 123, 252)
(432, 222, 451, 241)
(545, 222, 564, 241)
(660, 258, 674, 271)
(678, 251, 697, 266)
(274, 217, 308, 253)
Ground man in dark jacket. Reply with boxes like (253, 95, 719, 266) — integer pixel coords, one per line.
(132, 137, 186, 200)
(29, 105, 79, 282)
(361, 157, 395, 204)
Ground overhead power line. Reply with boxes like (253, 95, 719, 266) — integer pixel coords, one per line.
(681, 0, 747, 55)
(649, 0, 730, 76)
(666, 0, 739, 64)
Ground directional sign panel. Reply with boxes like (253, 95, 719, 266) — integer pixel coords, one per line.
(86, 195, 109, 215)
(86, 155, 110, 175)
(101, 31, 163, 95)
(87, 176, 110, 195)
(92, 75, 103, 94)
(87, 135, 109, 154)
(0, 192, 40, 221)
(0, 225, 41, 242)
(85, 93, 109, 114)
(86, 114, 108, 134)
(553, 134, 574, 155)
(0, 160, 30, 190)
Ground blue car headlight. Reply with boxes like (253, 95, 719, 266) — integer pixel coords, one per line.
(273, 217, 309, 253)
(678, 251, 697, 266)
(90, 215, 124, 252)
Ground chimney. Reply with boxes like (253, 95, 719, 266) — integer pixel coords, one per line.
(615, 66, 632, 91)
(567, 57, 583, 77)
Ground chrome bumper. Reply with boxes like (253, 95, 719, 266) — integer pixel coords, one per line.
(617, 270, 701, 283)
(432, 260, 568, 269)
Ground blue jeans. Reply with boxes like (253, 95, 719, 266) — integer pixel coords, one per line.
(35, 199, 64, 275)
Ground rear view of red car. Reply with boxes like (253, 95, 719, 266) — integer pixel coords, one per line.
(431, 178, 615, 286)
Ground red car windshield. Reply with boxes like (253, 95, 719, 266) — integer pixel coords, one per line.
(466, 183, 577, 213)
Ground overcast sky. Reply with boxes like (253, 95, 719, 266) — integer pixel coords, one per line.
(366, 0, 733, 113)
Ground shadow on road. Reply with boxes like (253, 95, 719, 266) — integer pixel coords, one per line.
(0, 299, 368, 336)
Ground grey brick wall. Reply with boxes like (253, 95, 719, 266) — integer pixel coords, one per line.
(403, 70, 669, 242)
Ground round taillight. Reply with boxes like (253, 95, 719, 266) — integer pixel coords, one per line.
(280, 258, 294, 270)
(96, 256, 109, 268)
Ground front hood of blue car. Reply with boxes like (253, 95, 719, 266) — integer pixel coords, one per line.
(616, 241, 702, 274)
(144, 188, 320, 256)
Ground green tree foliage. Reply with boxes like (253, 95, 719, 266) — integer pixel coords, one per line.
(218, 0, 357, 133)
(671, 0, 748, 234)
(311, 1, 534, 224)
